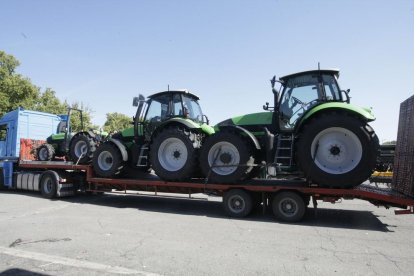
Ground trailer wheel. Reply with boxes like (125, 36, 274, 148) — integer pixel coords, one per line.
(223, 189, 253, 218)
(272, 191, 306, 222)
(37, 144, 55, 161)
(40, 171, 59, 199)
(92, 142, 124, 177)
(69, 133, 96, 164)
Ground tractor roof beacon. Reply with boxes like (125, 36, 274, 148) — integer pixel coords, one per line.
(200, 69, 379, 188)
(92, 90, 214, 181)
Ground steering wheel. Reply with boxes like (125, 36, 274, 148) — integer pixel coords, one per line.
(291, 96, 305, 106)
(150, 116, 161, 123)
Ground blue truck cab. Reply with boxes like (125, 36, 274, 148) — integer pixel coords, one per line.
(0, 108, 62, 160)
(0, 108, 62, 187)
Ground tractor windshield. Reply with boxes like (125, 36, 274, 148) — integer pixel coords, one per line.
(278, 73, 341, 130)
(182, 95, 204, 123)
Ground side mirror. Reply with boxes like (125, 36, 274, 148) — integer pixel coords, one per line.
(133, 97, 139, 107)
(342, 89, 351, 103)
(203, 115, 210, 125)
(270, 76, 276, 89)
(133, 94, 146, 107)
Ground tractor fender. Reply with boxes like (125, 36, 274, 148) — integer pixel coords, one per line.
(295, 102, 376, 132)
(218, 125, 261, 150)
(70, 131, 95, 140)
(150, 118, 213, 140)
(107, 138, 129, 162)
(163, 118, 200, 129)
(158, 118, 214, 134)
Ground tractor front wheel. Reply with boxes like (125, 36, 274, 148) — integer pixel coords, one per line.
(200, 131, 255, 183)
(92, 142, 124, 178)
(37, 144, 55, 161)
(69, 133, 96, 164)
(150, 127, 199, 181)
(297, 113, 379, 188)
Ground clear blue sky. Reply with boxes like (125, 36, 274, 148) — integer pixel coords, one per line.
(1, 0, 413, 142)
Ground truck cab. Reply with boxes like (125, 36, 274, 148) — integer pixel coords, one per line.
(0, 108, 62, 161)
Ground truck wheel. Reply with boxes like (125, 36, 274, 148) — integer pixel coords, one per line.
(69, 133, 96, 164)
(37, 144, 55, 161)
(223, 189, 253, 218)
(200, 131, 255, 183)
(150, 127, 199, 181)
(272, 191, 306, 222)
(40, 171, 59, 199)
(297, 113, 379, 188)
(92, 143, 124, 177)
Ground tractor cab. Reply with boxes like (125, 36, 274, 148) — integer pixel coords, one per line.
(272, 69, 345, 130)
(133, 90, 207, 140)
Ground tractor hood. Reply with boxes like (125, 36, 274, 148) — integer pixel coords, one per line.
(215, 112, 273, 131)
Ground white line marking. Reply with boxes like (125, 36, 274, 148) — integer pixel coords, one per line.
(0, 246, 160, 275)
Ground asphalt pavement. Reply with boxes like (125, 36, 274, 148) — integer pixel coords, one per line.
(0, 190, 413, 275)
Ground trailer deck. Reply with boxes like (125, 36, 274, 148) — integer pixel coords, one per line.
(15, 160, 414, 221)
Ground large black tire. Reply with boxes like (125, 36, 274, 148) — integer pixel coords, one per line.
(69, 133, 97, 164)
(223, 189, 253, 218)
(92, 142, 124, 178)
(296, 112, 379, 188)
(36, 144, 55, 161)
(200, 131, 255, 183)
(40, 171, 59, 199)
(272, 191, 306, 222)
(150, 126, 200, 181)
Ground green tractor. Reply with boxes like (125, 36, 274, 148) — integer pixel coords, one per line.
(36, 108, 105, 164)
(199, 69, 379, 188)
(92, 90, 214, 180)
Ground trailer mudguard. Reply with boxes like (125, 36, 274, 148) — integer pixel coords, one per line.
(108, 138, 129, 162)
(218, 125, 261, 150)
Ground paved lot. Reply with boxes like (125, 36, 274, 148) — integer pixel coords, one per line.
(0, 189, 413, 275)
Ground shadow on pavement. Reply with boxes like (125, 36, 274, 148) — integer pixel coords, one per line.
(1, 190, 393, 232)
(0, 268, 50, 276)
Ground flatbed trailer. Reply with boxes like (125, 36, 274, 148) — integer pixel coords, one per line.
(6, 160, 413, 222)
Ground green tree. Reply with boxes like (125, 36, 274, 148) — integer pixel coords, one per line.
(103, 112, 132, 133)
(0, 51, 39, 116)
(0, 50, 96, 132)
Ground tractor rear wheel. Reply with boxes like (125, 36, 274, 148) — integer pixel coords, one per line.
(69, 133, 96, 164)
(150, 127, 200, 181)
(92, 142, 124, 177)
(200, 131, 255, 183)
(297, 113, 379, 188)
(37, 144, 55, 161)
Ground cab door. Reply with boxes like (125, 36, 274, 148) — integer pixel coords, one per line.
(143, 94, 173, 140)
(0, 122, 11, 157)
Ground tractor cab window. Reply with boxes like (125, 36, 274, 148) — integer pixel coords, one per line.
(182, 95, 203, 123)
(323, 75, 341, 101)
(173, 94, 183, 116)
(279, 74, 321, 130)
(145, 94, 171, 122)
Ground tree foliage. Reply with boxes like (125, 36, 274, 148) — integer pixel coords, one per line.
(103, 112, 132, 133)
(0, 50, 95, 132)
